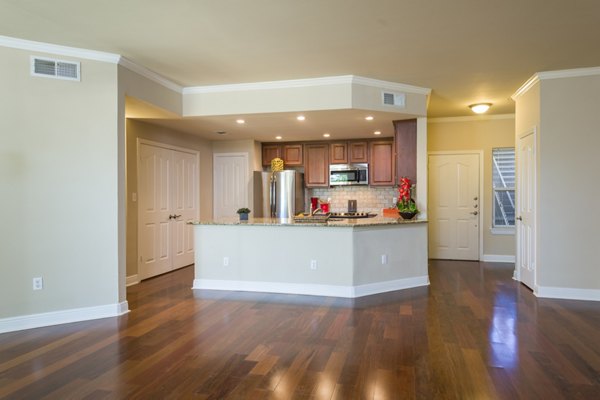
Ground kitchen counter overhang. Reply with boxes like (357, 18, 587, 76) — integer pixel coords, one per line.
(190, 217, 428, 298)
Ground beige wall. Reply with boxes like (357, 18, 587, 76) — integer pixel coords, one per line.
(0, 46, 120, 318)
(125, 119, 213, 278)
(428, 116, 516, 258)
(537, 75, 600, 290)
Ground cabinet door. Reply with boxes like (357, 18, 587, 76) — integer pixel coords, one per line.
(305, 144, 329, 187)
(394, 119, 417, 183)
(349, 142, 368, 163)
(369, 141, 395, 186)
(329, 142, 348, 164)
(283, 144, 303, 166)
(262, 144, 282, 167)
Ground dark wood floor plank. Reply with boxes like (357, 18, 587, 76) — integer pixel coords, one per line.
(1, 261, 599, 399)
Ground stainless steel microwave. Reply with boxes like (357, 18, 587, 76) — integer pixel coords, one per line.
(329, 163, 369, 186)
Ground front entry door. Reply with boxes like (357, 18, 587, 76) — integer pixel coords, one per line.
(516, 131, 536, 290)
(429, 153, 480, 260)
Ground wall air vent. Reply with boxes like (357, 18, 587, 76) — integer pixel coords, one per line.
(31, 56, 80, 81)
(382, 91, 406, 108)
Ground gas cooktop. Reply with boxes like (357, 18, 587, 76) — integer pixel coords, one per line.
(329, 212, 377, 219)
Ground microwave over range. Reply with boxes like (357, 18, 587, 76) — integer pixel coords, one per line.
(329, 163, 368, 186)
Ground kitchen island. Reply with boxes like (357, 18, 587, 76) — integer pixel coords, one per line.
(190, 216, 428, 298)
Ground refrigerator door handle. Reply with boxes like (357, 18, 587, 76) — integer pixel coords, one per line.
(270, 175, 276, 217)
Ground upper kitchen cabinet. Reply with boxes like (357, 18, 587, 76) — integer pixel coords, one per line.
(329, 142, 348, 164)
(261, 143, 303, 167)
(262, 144, 282, 167)
(394, 119, 417, 183)
(304, 143, 329, 187)
(369, 140, 395, 186)
(349, 142, 368, 163)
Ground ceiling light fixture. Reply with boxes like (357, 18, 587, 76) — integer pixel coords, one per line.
(323, 133, 330, 138)
(373, 131, 381, 135)
(216, 131, 227, 135)
(469, 103, 492, 114)
(296, 115, 305, 121)
(275, 136, 283, 140)
(236, 119, 245, 124)
(365, 116, 374, 121)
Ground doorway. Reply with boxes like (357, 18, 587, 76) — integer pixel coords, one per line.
(137, 140, 199, 280)
(213, 153, 249, 218)
(428, 152, 482, 260)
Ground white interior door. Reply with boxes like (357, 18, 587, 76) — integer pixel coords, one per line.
(213, 153, 249, 218)
(139, 143, 173, 279)
(139, 142, 199, 280)
(516, 131, 536, 290)
(429, 153, 480, 260)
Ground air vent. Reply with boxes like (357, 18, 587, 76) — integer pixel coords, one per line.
(31, 56, 80, 81)
(382, 91, 406, 107)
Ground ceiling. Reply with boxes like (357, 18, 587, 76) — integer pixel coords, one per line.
(3, 0, 600, 140)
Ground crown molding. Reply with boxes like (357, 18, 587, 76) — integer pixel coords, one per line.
(183, 75, 431, 96)
(512, 74, 540, 100)
(118, 56, 183, 93)
(428, 114, 515, 123)
(0, 35, 120, 64)
(512, 66, 600, 100)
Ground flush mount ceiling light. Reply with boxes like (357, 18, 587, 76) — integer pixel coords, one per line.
(236, 119, 245, 124)
(469, 103, 492, 114)
(365, 116, 374, 121)
(296, 115, 305, 121)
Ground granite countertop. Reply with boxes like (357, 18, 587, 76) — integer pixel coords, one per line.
(189, 216, 427, 227)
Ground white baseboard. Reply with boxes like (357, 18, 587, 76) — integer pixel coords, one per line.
(535, 286, 600, 302)
(192, 276, 429, 298)
(126, 274, 140, 286)
(0, 301, 130, 334)
(481, 254, 516, 263)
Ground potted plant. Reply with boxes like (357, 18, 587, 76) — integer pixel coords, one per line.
(236, 207, 251, 221)
(397, 177, 419, 220)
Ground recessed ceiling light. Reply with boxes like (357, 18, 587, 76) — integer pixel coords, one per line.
(275, 136, 283, 140)
(373, 131, 382, 135)
(216, 131, 227, 135)
(469, 103, 492, 114)
(365, 116, 374, 121)
(323, 133, 331, 138)
(296, 115, 306, 121)
(236, 119, 245, 124)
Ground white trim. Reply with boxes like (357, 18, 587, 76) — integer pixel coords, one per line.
(428, 114, 515, 123)
(481, 254, 516, 263)
(0, 35, 120, 64)
(536, 286, 600, 302)
(183, 75, 431, 96)
(512, 66, 600, 100)
(0, 301, 129, 334)
(126, 274, 140, 286)
(192, 276, 429, 298)
(512, 74, 540, 100)
(490, 227, 515, 235)
(118, 56, 183, 94)
(428, 150, 485, 261)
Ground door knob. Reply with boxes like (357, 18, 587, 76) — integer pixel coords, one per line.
(516, 216, 522, 221)
(470, 211, 478, 215)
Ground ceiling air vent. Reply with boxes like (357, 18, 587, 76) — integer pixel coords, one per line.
(31, 56, 80, 81)
(382, 91, 406, 108)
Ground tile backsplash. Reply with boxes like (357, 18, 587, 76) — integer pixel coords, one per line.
(309, 186, 399, 213)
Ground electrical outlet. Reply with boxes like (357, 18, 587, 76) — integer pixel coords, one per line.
(223, 256, 229, 266)
(33, 277, 43, 290)
(310, 260, 318, 270)
(381, 254, 388, 265)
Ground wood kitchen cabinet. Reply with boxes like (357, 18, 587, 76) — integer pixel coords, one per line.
(304, 143, 329, 187)
(262, 143, 303, 167)
(329, 142, 348, 164)
(393, 119, 417, 183)
(349, 141, 368, 163)
(369, 140, 395, 186)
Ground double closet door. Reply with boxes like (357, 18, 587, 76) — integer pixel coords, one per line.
(138, 141, 198, 280)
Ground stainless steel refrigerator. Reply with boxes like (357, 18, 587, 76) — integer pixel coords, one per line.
(253, 170, 305, 218)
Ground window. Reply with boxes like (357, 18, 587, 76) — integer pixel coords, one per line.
(492, 147, 515, 229)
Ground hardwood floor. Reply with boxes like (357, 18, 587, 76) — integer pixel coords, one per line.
(1, 260, 599, 399)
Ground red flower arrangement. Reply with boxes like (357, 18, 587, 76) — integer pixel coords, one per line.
(397, 177, 419, 215)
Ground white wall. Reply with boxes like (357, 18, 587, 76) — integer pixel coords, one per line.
(0, 46, 121, 319)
